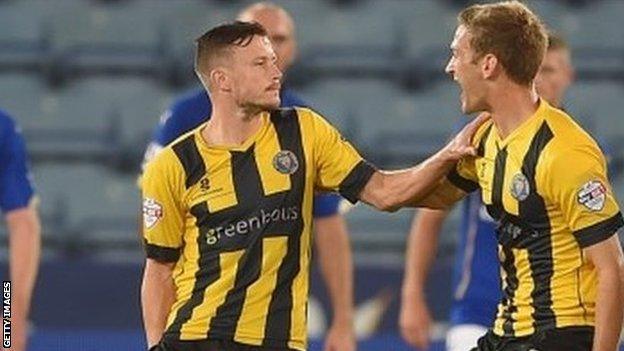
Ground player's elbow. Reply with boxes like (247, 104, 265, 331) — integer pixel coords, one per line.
(6, 206, 41, 240)
(143, 258, 175, 284)
(367, 189, 400, 212)
(363, 174, 402, 212)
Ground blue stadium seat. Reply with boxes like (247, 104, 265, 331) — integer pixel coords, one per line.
(0, 0, 49, 73)
(564, 81, 624, 139)
(403, 0, 456, 57)
(48, 1, 169, 84)
(0, 73, 46, 128)
(561, 0, 624, 49)
(34, 164, 140, 245)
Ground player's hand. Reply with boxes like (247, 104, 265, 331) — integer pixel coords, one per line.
(324, 322, 356, 351)
(442, 113, 490, 161)
(399, 297, 432, 350)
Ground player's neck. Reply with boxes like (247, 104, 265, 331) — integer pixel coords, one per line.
(203, 103, 264, 147)
(489, 85, 540, 140)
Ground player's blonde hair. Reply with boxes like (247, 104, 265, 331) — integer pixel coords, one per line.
(458, 0, 548, 86)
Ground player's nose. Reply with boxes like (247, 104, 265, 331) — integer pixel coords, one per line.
(271, 62, 283, 81)
(445, 59, 455, 77)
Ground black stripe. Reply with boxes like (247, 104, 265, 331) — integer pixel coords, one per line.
(339, 160, 376, 203)
(487, 146, 507, 221)
(573, 212, 623, 248)
(476, 124, 493, 157)
(501, 246, 518, 336)
(172, 134, 206, 189)
(488, 144, 517, 335)
(262, 108, 307, 347)
(207, 146, 265, 337)
(165, 202, 221, 338)
(143, 240, 181, 262)
(518, 122, 556, 333)
(447, 168, 479, 193)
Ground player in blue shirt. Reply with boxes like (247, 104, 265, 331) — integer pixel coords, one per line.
(0, 109, 40, 351)
(142, 4, 355, 351)
(399, 34, 578, 351)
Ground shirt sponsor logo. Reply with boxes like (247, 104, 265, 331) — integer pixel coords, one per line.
(510, 173, 530, 201)
(578, 180, 607, 211)
(273, 150, 299, 175)
(206, 206, 299, 245)
(143, 197, 163, 229)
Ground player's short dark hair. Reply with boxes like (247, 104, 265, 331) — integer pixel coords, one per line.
(195, 21, 268, 73)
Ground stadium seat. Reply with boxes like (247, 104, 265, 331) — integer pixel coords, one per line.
(564, 81, 624, 139)
(0, 0, 49, 73)
(48, 1, 169, 84)
(34, 164, 140, 247)
(0, 73, 47, 128)
(561, 0, 624, 49)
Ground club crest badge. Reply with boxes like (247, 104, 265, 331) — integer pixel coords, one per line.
(577, 180, 607, 211)
(273, 150, 299, 175)
(510, 173, 530, 201)
(143, 197, 163, 229)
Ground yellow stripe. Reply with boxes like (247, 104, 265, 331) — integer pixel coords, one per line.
(234, 237, 288, 345)
(290, 191, 314, 348)
(204, 152, 238, 213)
(493, 266, 506, 335)
(166, 227, 201, 330)
(179, 249, 244, 340)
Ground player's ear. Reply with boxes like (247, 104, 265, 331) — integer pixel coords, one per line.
(481, 53, 499, 80)
(209, 68, 231, 93)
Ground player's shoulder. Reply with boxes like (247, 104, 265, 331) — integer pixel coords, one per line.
(268, 106, 320, 124)
(543, 105, 601, 154)
(146, 127, 199, 175)
(540, 105, 604, 167)
(0, 109, 17, 133)
(289, 106, 328, 122)
(472, 117, 495, 149)
(171, 88, 210, 112)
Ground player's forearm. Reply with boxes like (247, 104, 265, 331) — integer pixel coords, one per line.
(141, 260, 176, 348)
(7, 208, 41, 322)
(315, 216, 354, 326)
(401, 210, 445, 302)
(592, 262, 624, 351)
(362, 150, 456, 212)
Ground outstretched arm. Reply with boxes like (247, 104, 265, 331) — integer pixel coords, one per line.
(359, 114, 487, 211)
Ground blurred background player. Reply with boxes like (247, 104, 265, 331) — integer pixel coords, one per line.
(399, 29, 612, 351)
(141, 3, 355, 351)
(0, 109, 40, 351)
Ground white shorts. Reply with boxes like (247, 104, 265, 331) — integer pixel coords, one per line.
(446, 324, 488, 351)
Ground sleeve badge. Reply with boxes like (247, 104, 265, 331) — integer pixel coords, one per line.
(143, 197, 164, 229)
(577, 180, 607, 212)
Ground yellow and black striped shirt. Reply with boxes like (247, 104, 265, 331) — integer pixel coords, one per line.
(141, 107, 374, 350)
(442, 100, 623, 337)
